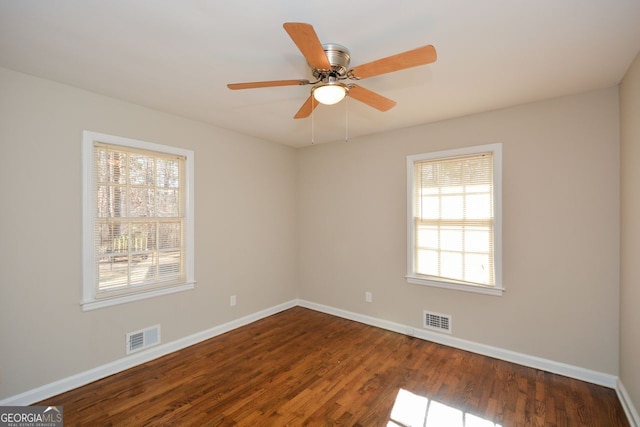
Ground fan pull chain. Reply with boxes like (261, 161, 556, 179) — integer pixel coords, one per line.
(344, 96, 349, 143)
(311, 97, 315, 144)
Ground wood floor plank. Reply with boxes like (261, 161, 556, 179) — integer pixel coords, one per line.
(36, 307, 630, 426)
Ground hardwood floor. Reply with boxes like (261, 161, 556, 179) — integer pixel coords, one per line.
(38, 307, 629, 426)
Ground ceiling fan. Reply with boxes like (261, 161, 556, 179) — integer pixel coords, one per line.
(227, 23, 437, 119)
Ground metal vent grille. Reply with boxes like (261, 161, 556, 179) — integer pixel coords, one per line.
(129, 332, 144, 352)
(423, 311, 452, 334)
(126, 325, 161, 354)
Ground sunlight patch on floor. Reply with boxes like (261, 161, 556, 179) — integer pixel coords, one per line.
(388, 388, 502, 427)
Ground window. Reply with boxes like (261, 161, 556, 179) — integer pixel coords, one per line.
(406, 144, 502, 296)
(82, 131, 194, 310)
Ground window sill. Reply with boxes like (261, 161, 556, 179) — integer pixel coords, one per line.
(406, 276, 504, 296)
(81, 282, 195, 311)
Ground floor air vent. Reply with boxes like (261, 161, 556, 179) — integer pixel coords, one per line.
(423, 311, 452, 334)
(126, 325, 160, 354)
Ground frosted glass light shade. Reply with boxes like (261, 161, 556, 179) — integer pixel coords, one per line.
(313, 84, 347, 105)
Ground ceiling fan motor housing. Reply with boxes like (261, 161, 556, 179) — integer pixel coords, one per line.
(312, 43, 351, 80)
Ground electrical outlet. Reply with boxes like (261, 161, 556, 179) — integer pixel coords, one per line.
(230, 295, 237, 306)
(365, 292, 372, 303)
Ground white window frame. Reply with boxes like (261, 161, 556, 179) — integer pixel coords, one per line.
(406, 143, 503, 296)
(82, 131, 195, 311)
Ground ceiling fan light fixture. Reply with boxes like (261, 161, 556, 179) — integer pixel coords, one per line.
(312, 82, 347, 105)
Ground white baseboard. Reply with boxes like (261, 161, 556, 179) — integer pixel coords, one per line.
(617, 379, 640, 427)
(0, 300, 297, 406)
(297, 299, 618, 389)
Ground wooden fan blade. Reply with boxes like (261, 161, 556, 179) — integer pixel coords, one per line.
(227, 79, 309, 90)
(283, 23, 331, 70)
(350, 45, 437, 79)
(294, 95, 319, 119)
(348, 85, 397, 112)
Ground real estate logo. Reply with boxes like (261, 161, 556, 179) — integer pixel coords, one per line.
(0, 406, 63, 427)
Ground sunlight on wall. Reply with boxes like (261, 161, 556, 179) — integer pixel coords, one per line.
(388, 389, 502, 427)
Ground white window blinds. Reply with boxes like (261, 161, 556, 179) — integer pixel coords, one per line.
(93, 142, 186, 295)
(412, 151, 495, 287)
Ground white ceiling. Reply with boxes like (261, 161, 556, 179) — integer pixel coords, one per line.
(1, 1, 639, 148)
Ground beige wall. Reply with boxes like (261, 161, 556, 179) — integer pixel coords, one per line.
(298, 88, 621, 374)
(0, 67, 298, 399)
(620, 50, 640, 413)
